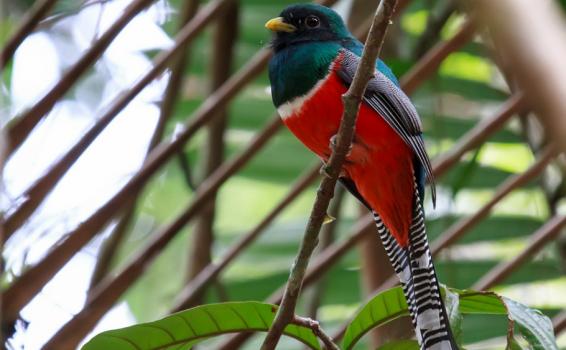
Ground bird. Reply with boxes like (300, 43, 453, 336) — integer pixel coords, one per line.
(265, 4, 457, 350)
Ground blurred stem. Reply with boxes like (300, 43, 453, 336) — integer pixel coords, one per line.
(0, 0, 59, 71)
(484, 32, 566, 272)
(305, 185, 345, 319)
(87, 0, 200, 292)
(412, 0, 456, 59)
(186, 1, 239, 305)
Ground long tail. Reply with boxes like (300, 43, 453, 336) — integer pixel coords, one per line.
(373, 185, 458, 350)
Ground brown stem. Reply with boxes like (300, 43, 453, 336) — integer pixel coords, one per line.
(292, 316, 340, 350)
(0, 0, 59, 71)
(38, 116, 282, 350)
(88, 203, 135, 291)
(171, 164, 319, 312)
(87, 0, 201, 291)
(217, 216, 375, 350)
(305, 185, 345, 319)
(260, 1, 398, 349)
(187, 1, 239, 304)
(5, 0, 156, 156)
(2, 0, 228, 242)
(473, 214, 566, 290)
(474, 0, 566, 154)
(400, 19, 475, 95)
(412, 0, 456, 59)
(553, 310, 566, 335)
(431, 146, 556, 255)
(2, 27, 267, 330)
(432, 93, 526, 178)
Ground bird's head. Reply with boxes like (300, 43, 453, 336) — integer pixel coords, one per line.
(265, 4, 352, 52)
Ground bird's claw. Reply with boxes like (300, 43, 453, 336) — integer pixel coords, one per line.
(319, 164, 333, 179)
(329, 134, 353, 157)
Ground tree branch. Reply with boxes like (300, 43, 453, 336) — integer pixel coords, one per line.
(292, 316, 340, 350)
(259, 1, 398, 349)
(5, 0, 156, 156)
(0, 0, 59, 71)
(474, 0, 566, 154)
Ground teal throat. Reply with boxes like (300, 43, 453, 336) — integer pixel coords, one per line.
(269, 39, 399, 107)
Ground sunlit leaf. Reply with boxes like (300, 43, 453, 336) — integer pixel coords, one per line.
(82, 302, 321, 350)
(342, 287, 558, 350)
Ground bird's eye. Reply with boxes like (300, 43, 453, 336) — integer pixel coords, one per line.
(305, 15, 320, 28)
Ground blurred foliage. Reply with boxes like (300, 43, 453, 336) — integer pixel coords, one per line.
(105, 1, 563, 349)
(2, 0, 565, 349)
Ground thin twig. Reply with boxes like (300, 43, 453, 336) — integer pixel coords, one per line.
(260, 1, 397, 349)
(187, 1, 239, 302)
(305, 185, 345, 319)
(292, 315, 340, 350)
(0, 0, 59, 71)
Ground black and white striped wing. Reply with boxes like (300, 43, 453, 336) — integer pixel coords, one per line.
(337, 50, 436, 205)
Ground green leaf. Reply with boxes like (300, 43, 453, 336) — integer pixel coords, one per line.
(444, 287, 463, 346)
(342, 287, 409, 350)
(376, 340, 419, 350)
(82, 302, 321, 350)
(503, 297, 559, 350)
(342, 287, 558, 350)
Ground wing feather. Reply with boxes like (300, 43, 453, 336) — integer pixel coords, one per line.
(336, 50, 436, 206)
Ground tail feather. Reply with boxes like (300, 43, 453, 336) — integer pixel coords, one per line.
(372, 184, 458, 350)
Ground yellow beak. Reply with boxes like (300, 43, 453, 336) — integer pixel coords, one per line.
(265, 17, 296, 33)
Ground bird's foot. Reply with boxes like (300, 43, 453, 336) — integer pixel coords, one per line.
(319, 162, 347, 179)
(329, 134, 353, 158)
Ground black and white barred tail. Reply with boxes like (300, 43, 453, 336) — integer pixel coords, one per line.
(373, 184, 458, 350)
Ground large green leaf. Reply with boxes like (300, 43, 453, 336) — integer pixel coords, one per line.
(342, 287, 409, 350)
(82, 302, 321, 350)
(342, 287, 558, 350)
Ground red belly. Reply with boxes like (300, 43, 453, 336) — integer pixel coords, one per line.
(282, 70, 415, 247)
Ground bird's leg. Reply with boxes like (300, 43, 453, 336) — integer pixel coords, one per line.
(320, 134, 361, 179)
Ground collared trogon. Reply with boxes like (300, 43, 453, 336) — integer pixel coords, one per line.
(265, 4, 458, 350)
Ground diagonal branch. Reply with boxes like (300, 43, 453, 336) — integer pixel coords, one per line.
(2, 0, 235, 242)
(87, 0, 200, 292)
(5, 0, 156, 156)
(259, 1, 398, 349)
(0, 0, 59, 71)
